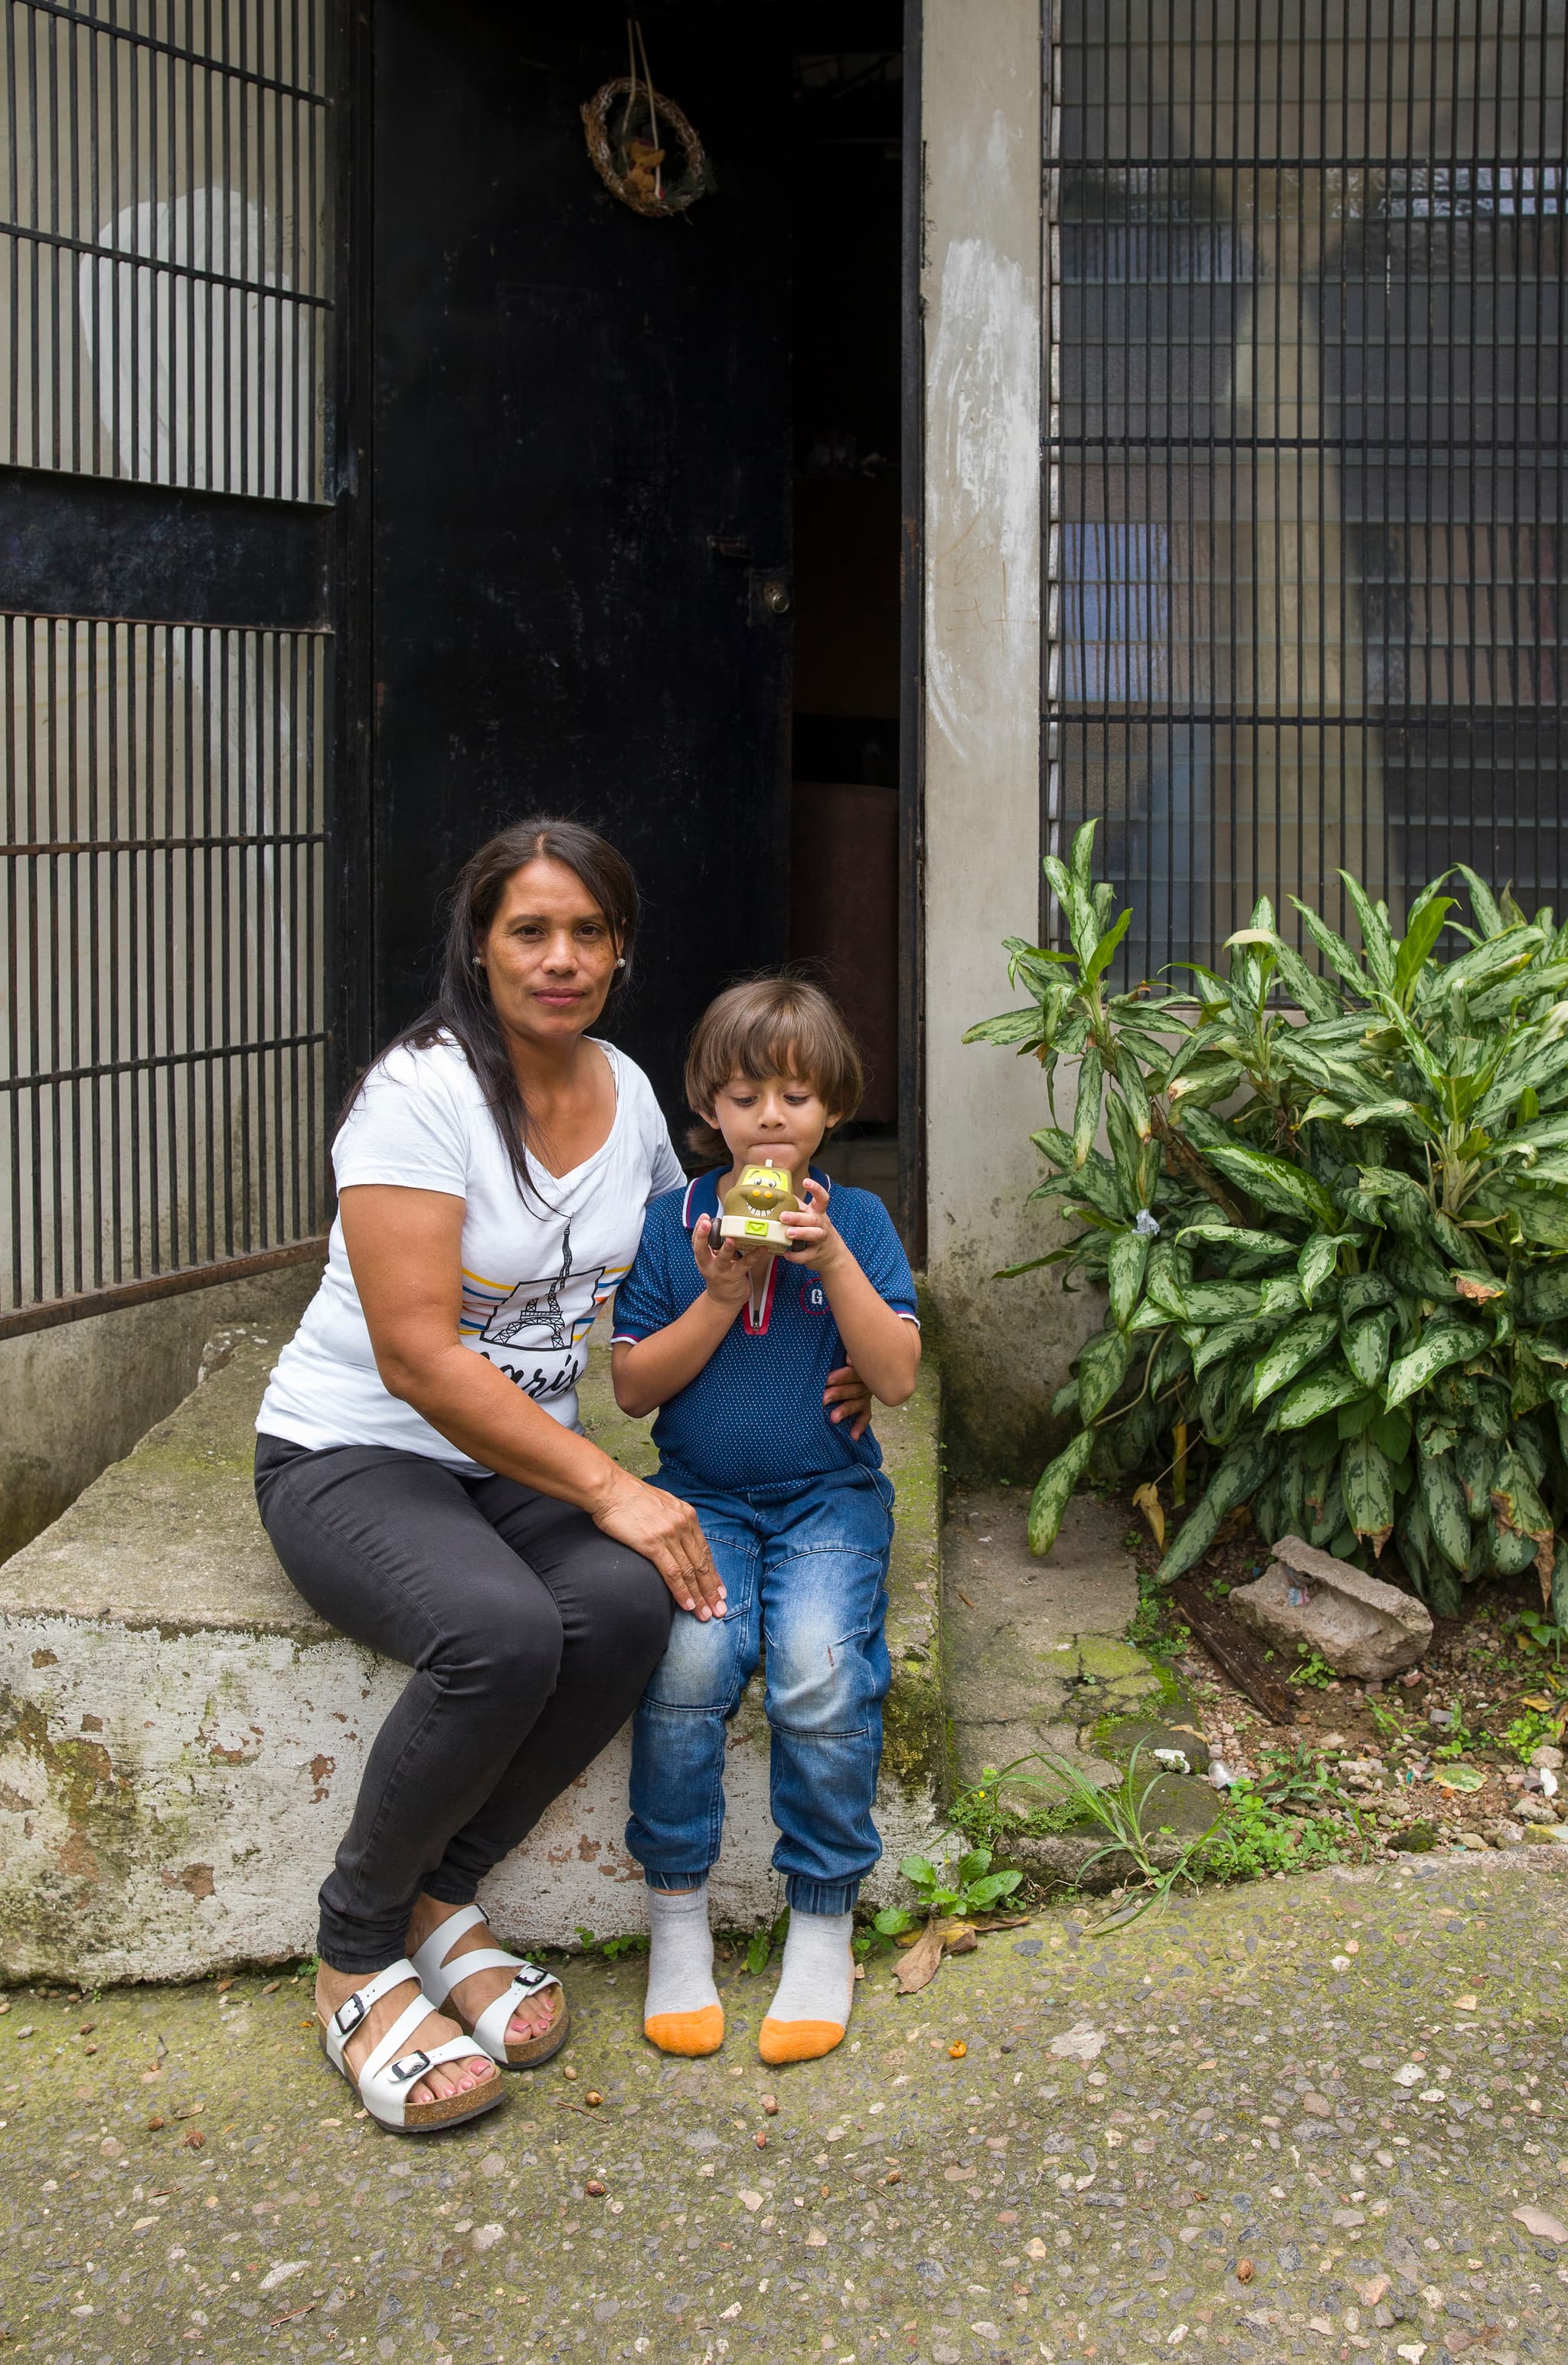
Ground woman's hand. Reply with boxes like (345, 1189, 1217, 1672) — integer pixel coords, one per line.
(824, 1361, 874, 1441)
(590, 1469, 727, 1621)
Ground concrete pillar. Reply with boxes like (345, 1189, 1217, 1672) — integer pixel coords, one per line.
(920, 0, 1092, 1474)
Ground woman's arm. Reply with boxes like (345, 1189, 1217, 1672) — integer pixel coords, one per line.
(339, 1185, 725, 1618)
(610, 1215, 759, 1418)
(778, 1181, 921, 1405)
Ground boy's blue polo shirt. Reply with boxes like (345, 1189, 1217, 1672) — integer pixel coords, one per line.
(609, 1166, 919, 1490)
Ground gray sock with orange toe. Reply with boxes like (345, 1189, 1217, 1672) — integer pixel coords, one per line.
(642, 1883, 724, 2057)
(758, 1907, 855, 2065)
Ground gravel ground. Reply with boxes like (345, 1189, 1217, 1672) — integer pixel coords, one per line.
(4, 1856, 1568, 2365)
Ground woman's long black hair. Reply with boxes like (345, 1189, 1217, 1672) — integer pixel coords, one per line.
(365, 817, 640, 1201)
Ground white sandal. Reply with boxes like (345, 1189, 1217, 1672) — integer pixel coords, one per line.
(316, 1958, 505, 2135)
(410, 1904, 570, 2069)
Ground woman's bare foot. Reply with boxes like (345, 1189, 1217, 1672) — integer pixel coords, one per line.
(315, 1962, 498, 2110)
(407, 1896, 563, 2049)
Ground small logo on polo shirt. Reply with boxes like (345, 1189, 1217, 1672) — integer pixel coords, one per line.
(801, 1277, 828, 1315)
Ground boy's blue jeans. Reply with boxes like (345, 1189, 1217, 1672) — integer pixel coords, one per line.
(626, 1463, 894, 1915)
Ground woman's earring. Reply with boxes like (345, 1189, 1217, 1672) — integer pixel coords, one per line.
(616, 957, 626, 968)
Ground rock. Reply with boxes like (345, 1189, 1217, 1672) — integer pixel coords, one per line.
(1457, 1831, 1491, 1851)
(1227, 1536, 1433, 1680)
(1515, 1795, 1558, 1826)
(1489, 1817, 1526, 1847)
(1513, 2204, 1568, 2244)
(1049, 2026, 1106, 2062)
(1529, 1745, 1564, 1771)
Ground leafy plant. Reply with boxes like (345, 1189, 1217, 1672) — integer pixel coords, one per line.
(1196, 1781, 1354, 1883)
(967, 820, 1568, 1619)
(1502, 1706, 1564, 1762)
(744, 1908, 790, 1976)
(1289, 1645, 1335, 1690)
(574, 1925, 649, 1961)
(1515, 1608, 1568, 1672)
(872, 1845, 1023, 1938)
(974, 1745, 1227, 1930)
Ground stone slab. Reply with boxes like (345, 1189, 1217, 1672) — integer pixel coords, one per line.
(942, 1485, 1145, 1793)
(1230, 1533, 1434, 1680)
(0, 1326, 946, 1984)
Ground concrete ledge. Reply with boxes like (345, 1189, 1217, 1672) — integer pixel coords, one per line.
(0, 1329, 945, 1984)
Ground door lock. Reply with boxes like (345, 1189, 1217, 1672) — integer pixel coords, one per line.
(761, 578, 791, 616)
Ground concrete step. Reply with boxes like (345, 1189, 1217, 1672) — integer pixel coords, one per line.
(942, 1482, 1221, 1887)
(0, 1326, 945, 1985)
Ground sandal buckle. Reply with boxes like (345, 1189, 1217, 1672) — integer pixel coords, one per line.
(334, 1990, 368, 2036)
(388, 2049, 431, 2085)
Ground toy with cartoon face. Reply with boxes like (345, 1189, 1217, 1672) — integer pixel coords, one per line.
(713, 1156, 800, 1249)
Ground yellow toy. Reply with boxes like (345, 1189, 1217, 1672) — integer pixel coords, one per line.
(712, 1157, 800, 1250)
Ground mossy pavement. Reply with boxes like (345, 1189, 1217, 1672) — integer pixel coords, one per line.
(5, 1853, 1568, 2365)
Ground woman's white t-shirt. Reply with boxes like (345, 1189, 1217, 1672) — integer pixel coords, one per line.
(256, 1034, 684, 1470)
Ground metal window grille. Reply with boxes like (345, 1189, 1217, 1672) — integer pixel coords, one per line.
(1046, 2, 1567, 983)
(1, 0, 333, 1336)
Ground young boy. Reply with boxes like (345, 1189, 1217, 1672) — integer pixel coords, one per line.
(610, 978, 921, 2065)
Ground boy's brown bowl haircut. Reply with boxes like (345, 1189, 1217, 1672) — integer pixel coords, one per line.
(684, 976, 864, 1164)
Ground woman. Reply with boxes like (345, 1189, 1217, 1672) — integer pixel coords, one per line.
(254, 819, 867, 2134)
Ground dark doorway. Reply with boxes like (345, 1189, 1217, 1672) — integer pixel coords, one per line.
(788, 31, 906, 1213)
(370, 3, 795, 1117)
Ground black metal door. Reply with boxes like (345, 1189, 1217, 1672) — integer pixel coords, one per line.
(371, 2, 794, 1113)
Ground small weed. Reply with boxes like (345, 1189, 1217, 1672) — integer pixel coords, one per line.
(1432, 1703, 1473, 1762)
(1196, 1783, 1351, 1883)
(873, 1846, 1023, 1939)
(1516, 1611, 1568, 1674)
(1502, 1708, 1563, 1765)
(975, 1746, 1226, 1933)
(744, 1909, 790, 1976)
(949, 1765, 1089, 1852)
(1368, 1695, 1413, 1748)
(1288, 1645, 1335, 1690)
(573, 1926, 649, 1961)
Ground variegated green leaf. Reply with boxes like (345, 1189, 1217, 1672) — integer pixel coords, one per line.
(1027, 1428, 1095, 1557)
(1202, 1143, 1336, 1228)
(1106, 1232, 1150, 1330)
(1341, 1431, 1395, 1552)
(1073, 1048, 1105, 1170)
(1193, 1316, 1282, 1376)
(961, 1008, 1043, 1047)
(1251, 1310, 1341, 1408)
(1416, 1451, 1472, 1572)
(1273, 1361, 1367, 1431)
(1383, 1320, 1487, 1411)
(1178, 1223, 1293, 1260)
(1257, 1274, 1306, 1320)
(1296, 1231, 1354, 1304)
(1077, 1327, 1132, 1423)
(1181, 1281, 1267, 1325)
(1341, 1304, 1395, 1387)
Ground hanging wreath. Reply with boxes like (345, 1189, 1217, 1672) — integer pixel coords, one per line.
(581, 21, 713, 220)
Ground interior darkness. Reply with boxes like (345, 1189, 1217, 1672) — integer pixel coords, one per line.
(787, 19, 903, 1163)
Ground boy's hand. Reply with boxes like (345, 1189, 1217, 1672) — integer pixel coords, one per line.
(776, 1176, 842, 1271)
(693, 1213, 770, 1307)
(824, 1361, 874, 1440)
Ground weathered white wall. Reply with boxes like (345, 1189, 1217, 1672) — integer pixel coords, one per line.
(920, 0, 1097, 1473)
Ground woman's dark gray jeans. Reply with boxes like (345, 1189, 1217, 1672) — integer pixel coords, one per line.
(254, 1433, 673, 1973)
